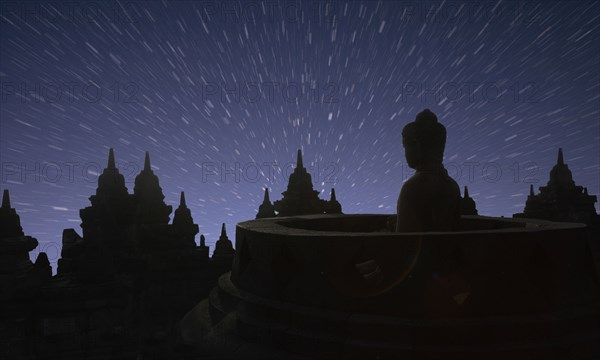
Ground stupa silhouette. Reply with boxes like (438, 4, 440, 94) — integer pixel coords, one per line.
(258, 149, 343, 217)
(515, 148, 598, 225)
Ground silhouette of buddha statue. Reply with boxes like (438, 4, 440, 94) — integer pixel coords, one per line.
(355, 110, 461, 290)
(396, 109, 461, 232)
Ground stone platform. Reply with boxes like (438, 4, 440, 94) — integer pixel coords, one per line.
(180, 214, 600, 359)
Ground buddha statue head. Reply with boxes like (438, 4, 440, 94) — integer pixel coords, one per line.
(402, 109, 447, 170)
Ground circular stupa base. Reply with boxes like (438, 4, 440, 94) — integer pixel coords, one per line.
(181, 214, 600, 359)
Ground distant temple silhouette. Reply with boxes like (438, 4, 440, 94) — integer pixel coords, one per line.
(60, 149, 216, 279)
(256, 149, 343, 218)
(460, 186, 478, 215)
(514, 148, 599, 226)
(1, 149, 235, 359)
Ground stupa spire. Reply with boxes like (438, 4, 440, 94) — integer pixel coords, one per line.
(197, 234, 209, 258)
(94, 148, 128, 198)
(133, 150, 171, 224)
(256, 187, 276, 219)
(274, 149, 330, 216)
(324, 188, 343, 214)
(220, 223, 227, 238)
(557, 148, 564, 165)
(530, 184, 534, 196)
(0, 189, 24, 237)
(180, 191, 186, 207)
(172, 190, 198, 243)
(144, 151, 151, 171)
(213, 223, 235, 257)
(297, 149, 304, 170)
(548, 148, 574, 187)
(107, 148, 116, 169)
(2, 189, 10, 209)
(459, 185, 478, 216)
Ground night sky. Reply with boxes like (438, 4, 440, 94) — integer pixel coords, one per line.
(1, 1, 599, 272)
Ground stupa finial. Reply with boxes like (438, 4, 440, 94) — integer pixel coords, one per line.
(297, 149, 304, 169)
(557, 148, 564, 166)
(107, 148, 116, 169)
(2, 189, 11, 209)
(144, 151, 151, 171)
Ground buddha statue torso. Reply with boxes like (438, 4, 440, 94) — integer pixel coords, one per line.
(396, 165, 460, 232)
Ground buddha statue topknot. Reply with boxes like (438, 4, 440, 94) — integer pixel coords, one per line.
(396, 109, 461, 232)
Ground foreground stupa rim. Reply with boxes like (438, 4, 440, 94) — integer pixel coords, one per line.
(237, 213, 587, 236)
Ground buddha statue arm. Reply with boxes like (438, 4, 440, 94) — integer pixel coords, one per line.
(396, 182, 424, 232)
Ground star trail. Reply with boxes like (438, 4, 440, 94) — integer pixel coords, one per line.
(1, 0, 599, 271)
